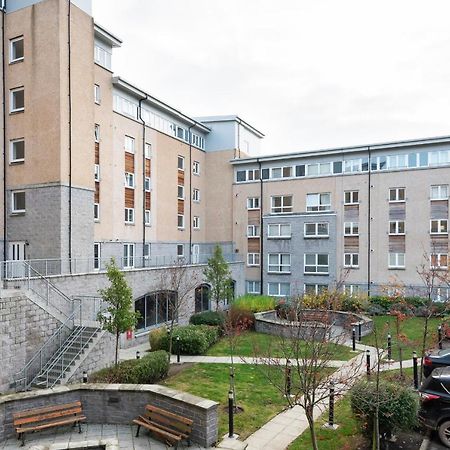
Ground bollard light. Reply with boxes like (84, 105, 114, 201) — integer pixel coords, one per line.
(413, 351, 419, 389)
(387, 334, 392, 361)
(82, 371, 88, 383)
(358, 323, 362, 342)
(328, 381, 335, 427)
(352, 327, 356, 351)
(285, 359, 292, 397)
(176, 336, 181, 363)
(438, 325, 443, 350)
(366, 349, 371, 377)
(228, 390, 234, 438)
(136, 350, 141, 360)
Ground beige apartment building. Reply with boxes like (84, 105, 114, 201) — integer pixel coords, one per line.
(1, 0, 449, 307)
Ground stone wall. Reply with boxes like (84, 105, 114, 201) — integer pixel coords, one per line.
(0, 384, 219, 447)
(0, 290, 63, 394)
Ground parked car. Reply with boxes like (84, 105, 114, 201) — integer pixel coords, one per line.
(423, 349, 450, 377)
(419, 367, 450, 447)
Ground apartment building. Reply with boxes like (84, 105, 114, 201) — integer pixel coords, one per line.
(232, 137, 450, 299)
(0, 0, 263, 277)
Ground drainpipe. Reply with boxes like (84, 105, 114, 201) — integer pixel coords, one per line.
(367, 146, 372, 297)
(257, 158, 263, 295)
(188, 124, 194, 264)
(138, 95, 148, 262)
(67, 0, 72, 271)
(2, 1, 6, 265)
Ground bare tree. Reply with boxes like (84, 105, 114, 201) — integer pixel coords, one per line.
(157, 260, 201, 356)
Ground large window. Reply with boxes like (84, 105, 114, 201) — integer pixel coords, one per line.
(388, 252, 405, 269)
(268, 223, 291, 238)
(304, 253, 329, 274)
(135, 290, 177, 331)
(10, 36, 24, 63)
(10, 87, 24, 113)
(123, 243, 135, 268)
(268, 282, 290, 297)
(431, 185, 449, 200)
(304, 222, 329, 238)
(430, 219, 448, 235)
(12, 191, 25, 213)
(268, 253, 291, 273)
(306, 193, 331, 211)
(195, 284, 210, 313)
(271, 195, 293, 214)
(10, 138, 25, 163)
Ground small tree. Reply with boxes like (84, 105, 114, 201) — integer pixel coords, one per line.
(98, 259, 140, 366)
(203, 245, 231, 311)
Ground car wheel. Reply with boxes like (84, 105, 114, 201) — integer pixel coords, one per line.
(438, 421, 450, 448)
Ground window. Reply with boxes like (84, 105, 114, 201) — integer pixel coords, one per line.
(268, 253, 291, 273)
(344, 222, 359, 236)
(93, 243, 101, 270)
(247, 225, 260, 237)
(431, 185, 449, 200)
(430, 219, 448, 235)
(94, 84, 101, 104)
(195, 284, 210, 313)
(389, 187, 405, 202)
(193, 216, 200, 229)
(307, 162, 331, 176)
(261, 168, 270, 179)
(344, 253, 359, 268)
(94, 203, 100, 221)
(343, 285, 360, 296)
(389, 220, 405, 235)
(247, 253, 260, 266)
(10, 36, 24, 63)
(296, 165, 306, 177)
(178, 155, 185, 171)
(388, 252, 405, 268)
(236, 170, 246, 182)
(145, 210, 151, 225)
(177, 244, 184, 257)
(124, 172, 135, 188)
(271, 167, 282, 179)
(304, 284, 328, 295)
(124, 208, 135, 224)
(429, 150, 450, 166)
(193, 161, 200, 175)
(177, 185, 184, 200)
(247, 197, 260, 210)
(134, 291, 178, 331)
(145, 177, 151, 192)
(283, 166, 293, 178)
(387, 154, 408, 169)
(94, 45, 112, 69)
(247, 169, 260, 181)
(431, 254, 448, 269)
(10, 139, 25, 163)
(94, 164, 100, 181)
(271, 195, 293, 214)
(94, 124, 100, 143)
(246, 281, 261, 294)
(304, 222, 329, 238)
(124, 136, 135, 153)
(10, 87, 24, 113)
(193, 188, 200, 202)
(12, 191, 25, 213)
(306, 193, 331, 211)
(143, 244, 150, 263)
(268, 282, 290, 297)
(177, 214, 185, 229)
(123, 243, 135, 269)
(145, 143, 152, 159)
(268, 223, 291, 238)
(344, 191, 359, 205)
(304, 253, 329, 274)
(344, 158, 362, 173)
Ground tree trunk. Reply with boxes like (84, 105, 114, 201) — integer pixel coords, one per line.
(115, 330, 119, 366)
(306, 406, 318, 450)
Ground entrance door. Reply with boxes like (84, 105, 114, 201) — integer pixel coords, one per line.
(192, 244, 200, 264)
(8, 241, 26, 278)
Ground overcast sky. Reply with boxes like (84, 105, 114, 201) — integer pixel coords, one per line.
(93, 0, 450, 155)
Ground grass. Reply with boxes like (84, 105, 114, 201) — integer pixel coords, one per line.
(361, 315, 441, 360)
(206, 331, 356, 361)
(163, 363, 334, 440)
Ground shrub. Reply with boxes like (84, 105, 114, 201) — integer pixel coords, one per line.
(189, 310, 225, 327)
(367, 304, 387, 316)
(350, 380, 418, 442)
(159, 325, 220, 355)
(228, 306, 255, 331)
(232, 295, 276, 313)
(341, 295, 369, 313)
(149, 326, 168, 351)
(369, 296, 392, 311)
(90, 350, 169, 384)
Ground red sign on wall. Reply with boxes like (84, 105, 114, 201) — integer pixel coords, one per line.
(126, 329, 133, 340)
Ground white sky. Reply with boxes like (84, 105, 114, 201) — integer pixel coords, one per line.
(93, 0, 450, 155)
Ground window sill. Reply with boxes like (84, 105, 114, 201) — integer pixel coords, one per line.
(430, 233, 448, 236)
(247, 236, 260, 239)
(344, 235, 359, 238)
(344, 203, 360, 206)
(10, 160, 25, 165)
(94, 219, 100, 223)
(267, 271, 291, 275)
(11, 211, 25, 216)
(125, 222, 135, 226)
(304, 272, 329, 276)
(304, 236, 328, 239)
(9, 58, 24, 65)
(344, 266, 359, 270)
(388, 201, 406, 204)
(388, 267, 405, 270)
(10, 109, 24, 115)
(178, 227, 185, 231)
(247, 265, 260, 268)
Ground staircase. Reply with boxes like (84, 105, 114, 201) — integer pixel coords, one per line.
(31, 326, 100, 389)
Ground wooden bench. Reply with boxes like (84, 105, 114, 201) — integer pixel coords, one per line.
(133, 404, 193, 448)
(13, 401, 86, 446)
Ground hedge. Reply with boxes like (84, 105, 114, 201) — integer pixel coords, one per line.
(90, 350, 169, 384)
(158, 325, 220, 355)
(189, 310, 225, 327)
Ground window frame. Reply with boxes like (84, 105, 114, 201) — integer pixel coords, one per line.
(344, 221, 359, 236)
(10, 36, 24, 63)
(94, 203, 100, 221)
(124, 207, 135, 224)
(247, 253, 260, 267)
(10, 87, 24, 113)
(124, 135, 135, 154)
(246, 280, 261, 294)
(389, 187, 406, 203)
(388, 252, 405, 269)
(389, 220, 405, 235)
(268, 253, 291, 274)
(267, 282, 290, 297)
(430, 219, 448, 235)
(177, 214, 185, 230)
(10, 138, 25, 164)
(431, 253, 448, 269)
(344, 190, 359, 205)
(344, 253, 359, 268)
(304, 222, 329, 238)
(145, 177, 151, 192)
(306, 192, 331, 212)
(178, 155, 185, 171)
(94, 164, 100, 181)
(145, 143, 152, 159)
(267, 223, 292, 239)
(192, 160, 200, 175)
(193, 188, 200, 203)
(124, 172, 135, 189)
(177, 185, 185, 200)
(94, 84, 101, 104)
(93, 242, 101, 270)
(247, 224, 260, 237)
(145, 210, 151, 226)
(94, 124, 100, 143)
(247, 197, 260, 210)
(271, 195, 293, 214)
(193, 216, 200, 229)
(430, 184, 449, 201)
(12, 190, 25, 214)
(123, 243, 135, 269)
(177, 244, 184, 257)
(304, 253, 329, 275)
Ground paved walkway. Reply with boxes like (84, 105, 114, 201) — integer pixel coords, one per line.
(0, 424, 208, 449)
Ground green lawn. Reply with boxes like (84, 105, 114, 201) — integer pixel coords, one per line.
(206, 331, 356, 361)
(163, 363, 334, 440)
(361, 315, 441, 360)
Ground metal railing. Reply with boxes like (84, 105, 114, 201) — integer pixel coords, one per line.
(1, 253, 242, 279)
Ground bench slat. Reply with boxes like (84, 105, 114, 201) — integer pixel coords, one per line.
(146, 411, 191, 434)
(133, 418, 182, 443)
(14, 407, 82, 426)
(16, 415, 86, 434)
(13, 401, 82, 420)
(145, 405, 193, 426)
(138, 415, 189, 439)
